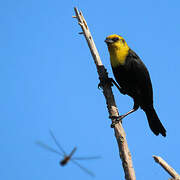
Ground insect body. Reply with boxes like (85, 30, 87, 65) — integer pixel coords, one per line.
(60, 147, 76, 166)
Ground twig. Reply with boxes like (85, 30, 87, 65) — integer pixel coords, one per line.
(153, 156, 180, 180)
(73, 7, 136, 180)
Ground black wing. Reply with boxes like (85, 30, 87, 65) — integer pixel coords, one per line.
(127, 49, 153, 107)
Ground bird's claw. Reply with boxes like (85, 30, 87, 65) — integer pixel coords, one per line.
(98, 77, 113, 90)
(109, 115, 124, 128)
(111, 122, 116, 128)
(98, 82, 103, 89)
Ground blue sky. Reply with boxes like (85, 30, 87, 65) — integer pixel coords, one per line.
(1, 0, 180, 179)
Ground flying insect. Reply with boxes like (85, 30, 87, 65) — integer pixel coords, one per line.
(36, 130, 100, 177)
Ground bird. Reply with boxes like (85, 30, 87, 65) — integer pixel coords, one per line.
(104, 34, 166, 137)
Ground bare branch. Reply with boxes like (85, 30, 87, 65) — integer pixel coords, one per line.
(73, 7, 136, 180)
(153, 156, 180, 180)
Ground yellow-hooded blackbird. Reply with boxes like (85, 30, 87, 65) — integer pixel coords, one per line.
(105, 34, 166, 137)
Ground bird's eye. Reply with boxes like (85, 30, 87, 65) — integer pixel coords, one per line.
(112, 37, 119, 42)
(120, 39, 125, 44)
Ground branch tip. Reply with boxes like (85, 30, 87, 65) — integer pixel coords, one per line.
(153, 155, 159, 163)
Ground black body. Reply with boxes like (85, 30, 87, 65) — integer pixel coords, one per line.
(112, 49, 166, 136)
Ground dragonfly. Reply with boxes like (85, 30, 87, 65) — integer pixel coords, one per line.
(36, 130, 100, 177)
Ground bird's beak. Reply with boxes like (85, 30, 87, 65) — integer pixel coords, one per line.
(104, 38, 114, 44)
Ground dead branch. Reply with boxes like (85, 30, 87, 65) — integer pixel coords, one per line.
(153, 156, 180, 180)
(73, 7, 136, 180)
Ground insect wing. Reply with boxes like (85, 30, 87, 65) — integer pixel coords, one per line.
(72, 156, 101, 160)
(49, 130, 66, 156)
(71, 159, 95, 177)
(36, 141, 63, 156)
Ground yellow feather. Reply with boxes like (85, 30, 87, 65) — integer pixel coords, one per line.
(106, 34, 129, 67)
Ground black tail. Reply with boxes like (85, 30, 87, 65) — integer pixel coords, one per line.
(144, 107, 166, 137)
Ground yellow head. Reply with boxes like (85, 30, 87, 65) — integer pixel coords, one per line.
(105, 34, 129, 67)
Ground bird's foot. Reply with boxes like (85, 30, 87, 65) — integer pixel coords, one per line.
(109, 115, 125, 128)
(98, 81, 103, 89)
(98, 77, 113, 89)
